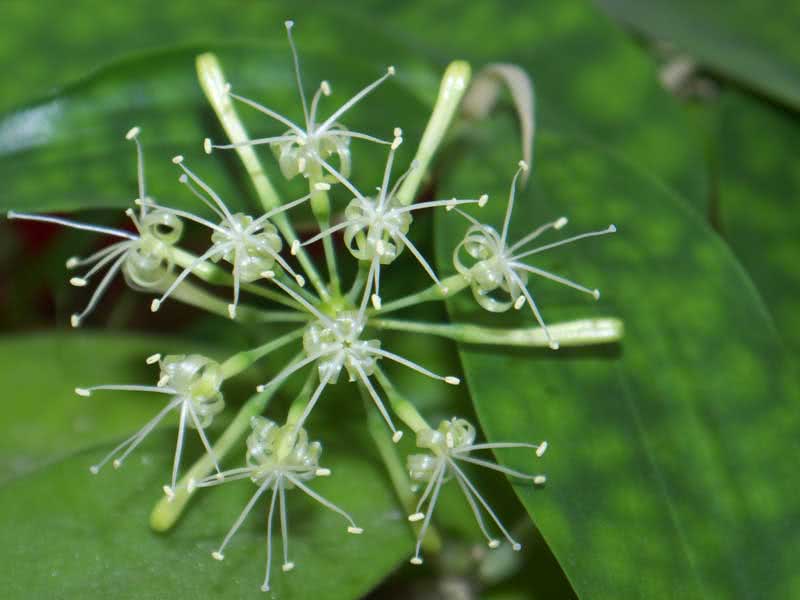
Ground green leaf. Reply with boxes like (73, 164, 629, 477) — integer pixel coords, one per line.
(0, 1, 705, 213)
(0, 42, 430, 214)
(596, 0, 800, 111)
(714, 90, 800, 356)
(435, 117, 800, 599)
(0, 333, 411, 598)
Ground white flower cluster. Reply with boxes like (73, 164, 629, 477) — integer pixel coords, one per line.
(7, 21, 616, 592)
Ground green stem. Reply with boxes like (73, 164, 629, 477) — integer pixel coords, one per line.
(371, 273, 470, 315)
(150, 386, 280, 532)
(373, 366, 430, 433)
(220, 328, 305, 379)
(196, 53, 328, 301)
(286, 370, 318, 425)
(169, 246, 301, 311)
(307, 161, 341, 296)
(165, 279, 307, 325)
(362, 388, 441, 554)
(346, 260, 369, 304)
(396, 61, 472, 206)
(370, 317, 624, 347)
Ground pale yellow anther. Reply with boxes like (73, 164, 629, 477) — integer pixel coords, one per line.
(536, 441, 548, 457)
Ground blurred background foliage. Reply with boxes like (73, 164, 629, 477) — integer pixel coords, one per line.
(0, 1, 797, 599)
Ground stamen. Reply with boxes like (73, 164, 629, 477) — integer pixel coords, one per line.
(449, 460, 521, 550)
(279, 481, 291, 574)
(226, 89, 305, 136)
(510, 225, 617, 262)
(6, 211, 138, 241)
(509, 216, 569, 253)
(215, 476, 275, 570)
(151, 242, 230, 312)
(511, 262, 599, 299)
(172, 158, 236, 223)
(509, 271, 558, 350)
(394, 230, 443, 289)
(454, 454, 543, 481)
(353, 362, 400, 438)
(365, 346, 457, 385)
(316, 66, 396, 134)
(284, 20, 310, 129)
(500, 161, 528, 246)
(256, 351, 328, 394)
(262, 481, 280, 593)
(289, 369, 333, 435)
(88, 397, 181, 475)
(410, 463, 446, 565)
(261, 272, 332, 325)
(285, 473, 362, 532)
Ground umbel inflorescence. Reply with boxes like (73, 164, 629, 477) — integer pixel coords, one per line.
(7, 21, 620, 592)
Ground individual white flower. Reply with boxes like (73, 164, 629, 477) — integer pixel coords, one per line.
(143, 155, 313, 319)
(205, 20, 394, 182)
(406, 417, 547, 565)
(453, 160, 616, 349)
(191, 417, 362, 592)
(75, 353, 225, 498)
(7, 127, 184, 327)
(254, 272, 460, 442)
(295, 130, 488, 309)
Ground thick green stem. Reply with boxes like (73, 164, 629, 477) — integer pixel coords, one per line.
(220, 328, 305, 379)
(396, 61, 472, 206)
(307, 161, 340, 295)
(360, 385, 441, 554)
(165, 279, 306, 325)
(196, 53, 328, 301)
(169, 246, 300, 311)
(370, 317, 625, 347)
(346, 261, 370, 304)
(371, 273, 470, 315)
(286, 370, 318, 425)
(373, 366, 430, 434)
(150, 386, 279, 532)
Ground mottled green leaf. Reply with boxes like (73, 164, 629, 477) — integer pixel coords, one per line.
(436, 117, 800, 599)
(715, 90, 800, 356)
(0, 332, 411, 598)
(596, 0, 800, 110)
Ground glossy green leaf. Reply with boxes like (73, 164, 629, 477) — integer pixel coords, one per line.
(0, 333, 412, 598)
(0, 0, 705, 213)
(0, 42, 429, 214)
(714, 90, 800, 356)
(596, 0, 800, 111)
(436, 117, 800, 599)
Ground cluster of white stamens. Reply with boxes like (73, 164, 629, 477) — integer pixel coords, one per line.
(254, 271, 460, 443)
(406, 417, 547, 565)
(7, 127, 184, 327)
(454, 160, 616, 349)
(76, 353, 225, 498)
(145, 155, 311, 319)
(295, 130, 488, 309)
(2, 19, 620, 592)
(190, 417, 362, 592)
(205, 20, 395, 184)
